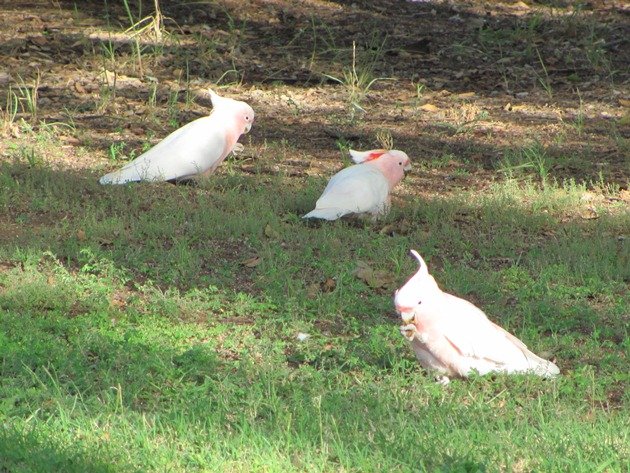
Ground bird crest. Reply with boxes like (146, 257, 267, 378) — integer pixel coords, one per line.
(208, 89, 231, 109)
(395, 250, 436, 312)
(349, 149, 387, 164)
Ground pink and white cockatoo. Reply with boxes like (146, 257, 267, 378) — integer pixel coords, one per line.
(303, 149, 411, 220)
(395, 250, 560, 384)
(99, 90, 254, 184)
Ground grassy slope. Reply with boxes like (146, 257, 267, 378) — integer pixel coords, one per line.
(0, 159, 628, 472)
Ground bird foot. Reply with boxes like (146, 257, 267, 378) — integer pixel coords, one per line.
(436, 375, 451, 386)
(399, 324, 417, 341)
(232, 143, 245, 154)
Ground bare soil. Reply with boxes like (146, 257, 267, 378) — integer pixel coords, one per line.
(0, 0, 628, 198)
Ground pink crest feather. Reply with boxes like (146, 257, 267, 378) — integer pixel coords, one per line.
(363, 151, 386, 162)
(349, 149, 388, 164)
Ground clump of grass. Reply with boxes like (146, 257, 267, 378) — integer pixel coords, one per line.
(324, 41, 390, 111)
(107, 141, 128, 162)
(121, 0, 167, 75)
(16, 73, 40, 120)
(146, 79, 159, 118)
(498, 140, 551, 186)
(123, 0, 165, 42)
(98, 39, 118, 111)
(0, 86, 19, 135)
(375, 129, 393, 150)
(534, 47, 553, 100)
(7, 144, 42, 168)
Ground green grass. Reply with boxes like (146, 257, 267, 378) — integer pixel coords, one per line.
(0, 159, 628, 472)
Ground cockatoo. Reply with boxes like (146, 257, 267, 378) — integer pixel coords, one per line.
(395, 250, 560, 384)
(99, 90, 254, 184)
(303, 149, 411, 220)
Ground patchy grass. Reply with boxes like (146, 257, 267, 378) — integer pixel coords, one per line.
(0, 157, 628, 472)
(0, 0, 629, 471)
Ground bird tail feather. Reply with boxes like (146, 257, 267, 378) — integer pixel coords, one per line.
(526, 352, 560, 377)
(303, 208, 348, 220)
(514, 345, 560, 377)
(495, 322, 560, 377)
(99, 169, 139, 185)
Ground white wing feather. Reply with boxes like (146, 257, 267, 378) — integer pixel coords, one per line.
(99, 116, 227, 184)
(432, 294, 559, 376)
(304, 166, 389, 220)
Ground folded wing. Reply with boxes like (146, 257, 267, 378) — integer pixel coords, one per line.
(99, 117, 227, 184)
(437, 295, 560, 377)
(303, 166, 389, 220)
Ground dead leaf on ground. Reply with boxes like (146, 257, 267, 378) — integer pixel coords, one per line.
(306, 277, 337, 299)
(455, 92, 476, 99)
(420, 103, 439, 112)
(61, 135, 80, 145)
(580, 208, 600, 220)
(306, 282, 320, 299)
(30, 35, 47, 46)
(77, 229, 86, 241)
(511, 1, 531, 10)
(241, 256, 261, 268)
(110, 291, 128, 309)
(322, 277, 336, 292)
(264, 223, 280, 239)
(353, 261, 395, 289)
(74, 81, 86, 94)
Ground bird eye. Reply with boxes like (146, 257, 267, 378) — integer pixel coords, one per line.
(399, 162, 402, 166)
(417, 300, 422, 305)
(245, 115, 250, 120)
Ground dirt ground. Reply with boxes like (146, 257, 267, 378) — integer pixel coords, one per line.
(0, 0, 628, 199)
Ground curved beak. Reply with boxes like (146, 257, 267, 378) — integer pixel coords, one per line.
(395, 304, 416, 324)
(399, 311, 415, 324)
(404, 160, 412, 172)
(244, 123, 252, 134)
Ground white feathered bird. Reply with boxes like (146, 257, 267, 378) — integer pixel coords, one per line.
(99, 90, 254, 184)
(395, 250, 560, 384)
(303, 149, 411, 220)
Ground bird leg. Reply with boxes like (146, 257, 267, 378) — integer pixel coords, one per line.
(231, 143, 245, 154)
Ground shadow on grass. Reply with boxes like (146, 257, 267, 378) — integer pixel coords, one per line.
(1, 159, 627, 335)
(0, 300, 471, 471)
(0, 426, 119, 473)
(0, 160, 628, 470)
(2, 158, 627, 284)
